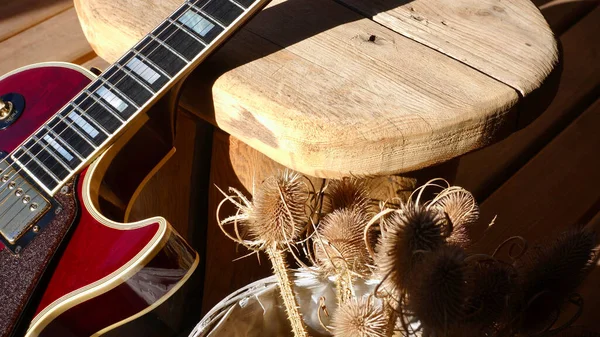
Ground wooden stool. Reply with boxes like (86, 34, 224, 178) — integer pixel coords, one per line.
(74, 0, 559, 326)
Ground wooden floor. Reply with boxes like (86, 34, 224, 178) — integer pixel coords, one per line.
(1, 0, 599, 334)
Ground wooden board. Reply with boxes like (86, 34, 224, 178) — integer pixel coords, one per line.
(0, 8, 94, 75)
(454, 7, 600, 200)
(471, 98, 600, 253)
(338, 0, 557, 96)
(71, 0, 561, 178)
(0, 0, 72, 43)
(533, 0, 599, 35)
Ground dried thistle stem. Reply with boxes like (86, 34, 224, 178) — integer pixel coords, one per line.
(336, 269, 355, 304)
(266, 245, 309, 337)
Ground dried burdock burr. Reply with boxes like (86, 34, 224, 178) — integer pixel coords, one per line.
(331, 296, 388, 337)
(429, 186, 479, 248)
(314, 208, 372, 302)
(408, 245, 469, 335)
(217, 170, 310, 337)
(514, 229, 597, 334)
(374, 201, 447, 293)
(325, 178, 370, 214)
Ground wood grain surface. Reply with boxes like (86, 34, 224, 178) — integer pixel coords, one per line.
(70, 0, 560, 178)
(454, 6, 600, 200)
(0, 8, 94, 75)
(338, 0, 558, 96)
(0, 0, 72, 43)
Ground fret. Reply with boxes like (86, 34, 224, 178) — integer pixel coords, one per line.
(23, 139, 71, 180)
(187, 2, 226, 30)
(20, 147, 62, 183)
(155, 21, 205, 61)
(232, 0, 254, 8)
(70, 104, 110, 136)
(129, 50, 172, 80)
(148, 34, 189, 62)
(100, 66, 153, 107)
(45, 128, 85, 161)
(168, 18, 206, 45)
(11, 148, 59, 191)
(47, 117, 95, 158)
(114, 63, 156, 94)
(95, 77, 140, 109)
(79, 91, 126, 125)
(135, 36, 187, 77)
(87, 80, 136, 119)
(34, 128, 83, 168)
(50, 113, 98, 149)
(27, 136, 73, 175)
(195, 0, 244, 27)
(60, 107, 109, 146)
(171, 5, 223, 44)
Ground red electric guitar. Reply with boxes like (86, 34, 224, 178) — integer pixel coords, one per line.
(0, 0, 269, 336)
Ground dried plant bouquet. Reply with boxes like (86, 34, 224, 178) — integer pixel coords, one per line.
(217, 172, 599, 337)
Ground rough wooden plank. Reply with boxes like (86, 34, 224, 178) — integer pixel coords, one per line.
(184, 0, 522, 178)
(471, 98, 600, 256)
(338, 0, 558, 96)
(533, 0, 598, 35)
(74, 0, 527, 178)
(0, 8, 94, 75)
(454, 7, 600, 200)
(0, 0, 72, 43)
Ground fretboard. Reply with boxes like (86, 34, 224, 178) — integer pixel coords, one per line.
(9, 0, 267, 195)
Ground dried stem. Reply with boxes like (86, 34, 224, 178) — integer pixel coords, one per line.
(266, 245, 309, 337)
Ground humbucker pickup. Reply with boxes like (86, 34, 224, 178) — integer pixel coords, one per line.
(0, 158, 51, 253)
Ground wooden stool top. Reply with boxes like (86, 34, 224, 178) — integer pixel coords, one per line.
(75, 0, 558, 178)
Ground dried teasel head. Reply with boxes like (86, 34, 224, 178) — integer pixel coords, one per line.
(218, 170, 309, 250)
(247, 170, 309, 248)
(430, 186, 479, 248)
(463, 259, 519, 331)
(314, 208, 372, 275)
(374, 201, 447, 292)
(331, 296, 388, 337)
(514, 229, 597, 334)
(408, 245, 469, 334)
(325, 178, 370, 214)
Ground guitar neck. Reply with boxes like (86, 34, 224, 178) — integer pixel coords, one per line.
(10, 0, 269, 196)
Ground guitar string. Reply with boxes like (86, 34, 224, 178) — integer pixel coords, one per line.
(0, 0, 229, 203)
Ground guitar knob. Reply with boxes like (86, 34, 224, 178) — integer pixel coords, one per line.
(0, 98, 14, 120)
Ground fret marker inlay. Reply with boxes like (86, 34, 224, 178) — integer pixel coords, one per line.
(179, 10, 215, 37)
(42, 135, 74, 162)
(126, 57, 161, 85)
(96, 86, 128, 113)
(67, 111, 100, 138)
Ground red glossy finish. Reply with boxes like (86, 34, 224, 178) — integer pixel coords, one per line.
(0, 66, 91, 251)
(0, 66, 90, 154)
(35, 171, 160, 315)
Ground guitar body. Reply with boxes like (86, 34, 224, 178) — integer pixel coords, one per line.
(0, 63, 198, 337)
